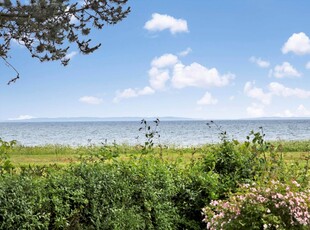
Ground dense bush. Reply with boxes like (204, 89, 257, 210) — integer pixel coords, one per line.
(0, 156, 219, 229)
(0, 175, 49, 229)
(0, 126, 309, 229)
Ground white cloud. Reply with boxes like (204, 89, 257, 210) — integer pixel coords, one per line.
(148, 54, 179, 90)
(138, 86, 155, 95)
(282, 32, 310, 55)
(249, 56, 270, 68)
(79, 96, 103, 105)
(148, 67, 170, 90)
(246, 103, 265, 117)
(268, 82, 310, 98)
(8, 115, 36, 121)
(297, 104, 310, 116)
(171, 62, 234, 89)
(275, 105, 310, 117)
(197, 92, 218, 105)
(65, 51, 78, 60)
(151, 53, 179, 68)
(116, 52, 234, 104)
(244, 81, 310, 106)
(144, 13, 189, 34)
(113, 87, 155, 102)
(178, 47, 192, 57)
(147, 53, 234, 91)
(306, 61, 310, 69)
(244, 82, 272, 105)
(114, 88, 137, 102)
(269, 62, 301, 78)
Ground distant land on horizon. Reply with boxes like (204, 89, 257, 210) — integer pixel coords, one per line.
(3, 116, 196, 122)
(2, 116, 310, 122)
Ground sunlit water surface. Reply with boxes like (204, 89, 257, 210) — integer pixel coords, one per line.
(0, 120, 309, 146)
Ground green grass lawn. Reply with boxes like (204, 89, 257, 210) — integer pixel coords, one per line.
(7, 140, 310, 166)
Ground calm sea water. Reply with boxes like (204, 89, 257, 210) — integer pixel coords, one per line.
(0, 120, 310, 146)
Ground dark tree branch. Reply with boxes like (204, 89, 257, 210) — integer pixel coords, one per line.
(0, 0, 130, 83)
(1, 56, 20, 85)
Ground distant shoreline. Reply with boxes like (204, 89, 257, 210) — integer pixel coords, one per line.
(2, 116, 310, 123)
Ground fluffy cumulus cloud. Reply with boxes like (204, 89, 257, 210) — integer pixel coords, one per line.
(268, 82, 310, 98)
(113, 86, 154, 102)
(79, 96, 103, 105)
(115, 52, 233, 104)
(148, 53, 233, 90)
(249, 56, 270, 68)
(244, 81, 310, 105)
(151, 53, 179, 69)
(246, 103, 265, 117)
(282, 32, 310, 55)
(306, 61, 310, 69)
(244, 82, 272, 105)
(144, 13, 189, 34)
(171, 62, 234, 89)
(148, 68, 170, 90)
(8, 115, 36, 121)
(148, 54, 179, 90)
(269, 62, 301, 78)
(197, 92, 218, 105)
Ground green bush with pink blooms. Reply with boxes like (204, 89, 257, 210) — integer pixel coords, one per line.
(203, 180, 310, 230)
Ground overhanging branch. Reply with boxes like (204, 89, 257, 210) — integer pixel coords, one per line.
(1, 56, 20, 85)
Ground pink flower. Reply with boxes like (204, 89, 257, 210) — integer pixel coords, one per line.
(292, 180, 300, 187)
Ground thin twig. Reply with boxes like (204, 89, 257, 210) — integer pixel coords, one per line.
(1, 57, 20, 84)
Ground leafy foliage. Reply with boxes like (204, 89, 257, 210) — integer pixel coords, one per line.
(0, 138, 15, 174)
(138, 118, 161, 155)
(0, 121, 309, 229)
(0, 0, 130, 63)
(0, 0, 130, 83)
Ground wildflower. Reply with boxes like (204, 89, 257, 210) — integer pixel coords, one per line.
(292, 180, 300, 187)
(203, 180, 310, 229)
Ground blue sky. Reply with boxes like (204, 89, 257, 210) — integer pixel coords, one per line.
(2, 0, 310, 120)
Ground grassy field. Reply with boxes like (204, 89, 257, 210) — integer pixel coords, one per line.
(7, 140, 310, 166)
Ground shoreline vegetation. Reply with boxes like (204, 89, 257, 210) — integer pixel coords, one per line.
(5, 139, 310, 166)
(1, 126, 310, 229)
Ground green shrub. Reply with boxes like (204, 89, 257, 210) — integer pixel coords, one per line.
(172, 161, 219, 230)
(0, 138, 15, 174)
(0, 175, 49, 229)
(203, 180, 310, 230)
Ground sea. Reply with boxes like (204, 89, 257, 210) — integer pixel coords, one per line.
(0, 119, 310, 147)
